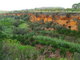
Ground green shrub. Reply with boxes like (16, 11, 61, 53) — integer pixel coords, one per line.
(2, 39, 40, 60)
(0, 40, 3, 60)
(12, 31, 35, 45)
(46, 58, 58, 60)
(33, 35, 80, 53)
(57, 28, 80, 38)
(73, 52, 80, 60)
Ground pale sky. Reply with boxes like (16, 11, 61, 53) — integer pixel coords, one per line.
(0, 0, 80, 11)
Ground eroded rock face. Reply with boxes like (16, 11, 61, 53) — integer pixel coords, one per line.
(1, 12, 79, 31)
(29, 13, 80, 31)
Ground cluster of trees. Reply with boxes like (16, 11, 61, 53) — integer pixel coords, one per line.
(72, 3, 80, 9)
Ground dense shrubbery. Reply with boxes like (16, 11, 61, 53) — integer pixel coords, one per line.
(1, 39, 40, 60)
(33, 35, 80, 53)
(0, 14, 80, 60)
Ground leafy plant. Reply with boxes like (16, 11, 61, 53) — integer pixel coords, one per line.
(2, 39, 40, 60)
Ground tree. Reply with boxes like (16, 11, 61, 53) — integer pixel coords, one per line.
(72, 3, 80, 9)
(78, 3, 80, 8)
(72, 4, 78, 9)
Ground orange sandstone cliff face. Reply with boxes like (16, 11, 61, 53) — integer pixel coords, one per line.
(0, 13, 79, 31)
(29, 13, 78, 31)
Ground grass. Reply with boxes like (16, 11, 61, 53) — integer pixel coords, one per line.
(33, 35, 80, 53)
(2, 39, 40, 60)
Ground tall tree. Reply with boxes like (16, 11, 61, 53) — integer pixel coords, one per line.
(72, 4, 78, 9)
(72, 3, 80, 9)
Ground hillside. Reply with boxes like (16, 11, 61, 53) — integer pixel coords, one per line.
(0, 8, 80, 60)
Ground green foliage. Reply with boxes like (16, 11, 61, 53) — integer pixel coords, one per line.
(19, 23, 29, 29)
(60, 58, 67, 60)
(33, 35, 80, 53)
(0, 11, 80, 60)
(72, 3, 80, 9)
(57, 28, 80, 38)
(12, 31, 35, 45)
(0, 40, 3, 60)
(46, 58, 58, 60)
(2, 39, 39, 60)
(73, 52, 80, 60)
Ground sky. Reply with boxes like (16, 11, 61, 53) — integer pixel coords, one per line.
(0, 0, 80, 11)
